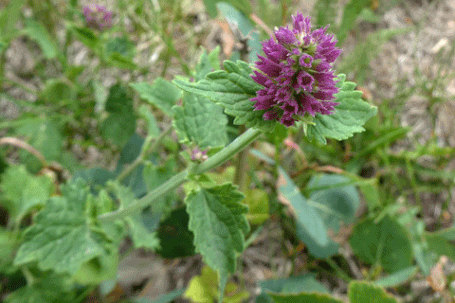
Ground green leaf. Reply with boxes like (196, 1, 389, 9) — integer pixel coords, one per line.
(244, 188, 269, 225)
(425, 231, 455, 262)
(337, 0, 372, 45)
(24, 18, 58, 59)
(306, 74, 377, 144)
(173, 92, 228, 149)
(105, 36, 135, 59)
(0, 165, 54, 226)
(101, 84, 135, 146)
(174, 60, 276, 132)
(14, 179, 113, 276)
(259, 274, 329, 300)
(268, 292, 343, 303)
(348, 281, 399, 303)
(130, 78, 182, 117)
(184, 266, 249, 303)
(307, 174, 360, 231)
(104, 36, 136, 69)
(73, 244, 119, 285)
(70, 25, 99, 50)
(186, 183, 249, 300)
(0, 0, 25, 41)
(40, 79, 75, 104)
(296, 174, 360, 258)
(373, 266, 418, 288)
(142, 159, 177, 216)
(101, 112, 136, 146)
(157, 207, 195, 258)
(138, 105, 160, 137)
(109, 181, 160, 250)
(5, 273, 76, 303)
(278, 167, 329, 247)
(349, 215, 413, 273)
(0, 228, 19, 273)
(16, 119, 63, 172)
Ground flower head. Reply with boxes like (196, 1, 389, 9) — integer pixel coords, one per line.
(83, 4, 113, 30)
(251, 14, 342, 127)
(190, 148, 208, 162)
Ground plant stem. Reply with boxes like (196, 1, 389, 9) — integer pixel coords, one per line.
(98, 128, 262, 222)
(234, 125, 248, 191)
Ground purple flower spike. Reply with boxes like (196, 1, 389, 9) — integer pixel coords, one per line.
(83, 4, 113, 30)
(251, 14, 342, 127)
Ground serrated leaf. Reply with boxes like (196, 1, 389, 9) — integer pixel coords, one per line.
(174, 60, 276, 131)
(268, 292, 343, 303)
(24, 18, 58, 59)
(307, 74, 377, 144)
(348, 281, 399, 303)
(173, 92, 228, 149)
(0, 165, 54, 226)
(130, 78, 182, 116)
(109, 181, 160, 250)
(185, 183, 249, 300)
(14, 179, 112, 276)
(349, 215, 413, 273)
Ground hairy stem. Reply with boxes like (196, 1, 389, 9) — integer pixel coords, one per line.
(98, 128, 262, 222)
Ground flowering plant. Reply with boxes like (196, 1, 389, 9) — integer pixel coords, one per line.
(1, 3, 380, 302)
(252, 14, 342, 126)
